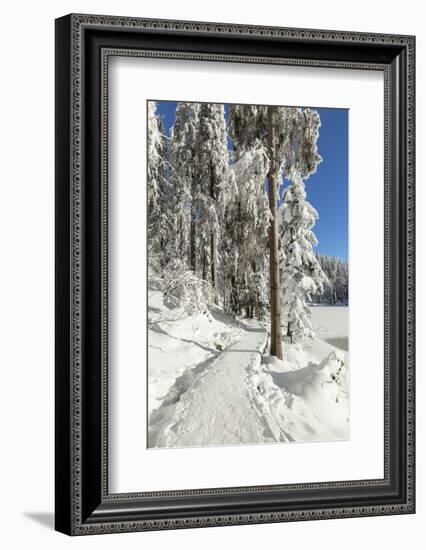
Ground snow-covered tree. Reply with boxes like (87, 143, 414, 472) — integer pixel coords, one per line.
(169, 102, 200, 269)
(229, 105, 322, 357)
(193, 103, 228, 303)
(279, 170, 327, 342)
(147, 101, 168, 273)
(221, 143, 270, 318)
(162, 267, 214, 317)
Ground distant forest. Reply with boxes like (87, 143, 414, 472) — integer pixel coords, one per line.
(311, 254, 348, 305)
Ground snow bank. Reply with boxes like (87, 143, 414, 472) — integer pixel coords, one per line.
(148, 275, 241, 414)
(244, 306, 349, 443)
(247, 344, 349, 443)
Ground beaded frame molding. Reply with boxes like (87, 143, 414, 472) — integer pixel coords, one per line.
(55, 14, 415, 536)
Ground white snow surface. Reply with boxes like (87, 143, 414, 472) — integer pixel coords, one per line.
(148, 277, 349, 448)
(250, 345, 348, 444)
(308, 305, 349, 354)
(149, 318, 268, 448)
(148, 275, 242, 415)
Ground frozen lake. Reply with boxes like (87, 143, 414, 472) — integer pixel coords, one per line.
(309, 306, 348, 352)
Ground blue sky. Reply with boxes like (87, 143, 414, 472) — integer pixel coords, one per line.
(155, 101, 348, 261)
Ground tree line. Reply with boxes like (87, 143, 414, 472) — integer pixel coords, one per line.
(310, 254, 349, 305)
(148, 100, 337, 355)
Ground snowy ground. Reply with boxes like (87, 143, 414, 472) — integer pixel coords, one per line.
(149, 318, 268, 448)
(148, 277, 349, 448)
(249, 306, 349, 444)
(148, 275, 242, 415)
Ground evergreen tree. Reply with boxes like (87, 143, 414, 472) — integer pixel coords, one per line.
(169, 102, 200, 269)
(221, 143, 270, 317)
(193, 103, 228, 303)
(147, 101, 168, 273)
(279, 170, 327, 342)
(229, 106, 322, 357)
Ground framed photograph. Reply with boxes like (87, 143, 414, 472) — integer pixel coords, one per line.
(55, 14, 415, 535)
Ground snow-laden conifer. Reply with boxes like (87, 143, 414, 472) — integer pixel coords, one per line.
(147, 101, 168, 273)
(279, 170, 327, 342)
(193, 103, 228, 303)
(169, 102, 200, 269)
(221, 143, 270, 317)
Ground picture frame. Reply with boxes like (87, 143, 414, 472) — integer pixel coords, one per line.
(55, 13, 415, 535)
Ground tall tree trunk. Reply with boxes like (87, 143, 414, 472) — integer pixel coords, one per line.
(267, 107, 283, 359)
(209, 162, 218, 304)
(211, 231, 218, 304)
(202, 250, 207, 281)
(190, 209, 196, 271)
(178, 216, 183, 263)
(190, 175, 196, 271)
(230, 274, 237, 314)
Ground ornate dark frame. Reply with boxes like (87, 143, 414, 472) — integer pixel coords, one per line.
(55, 13, 415, 536)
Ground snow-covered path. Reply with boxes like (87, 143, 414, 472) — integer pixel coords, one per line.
(148, 320, 269, 448)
